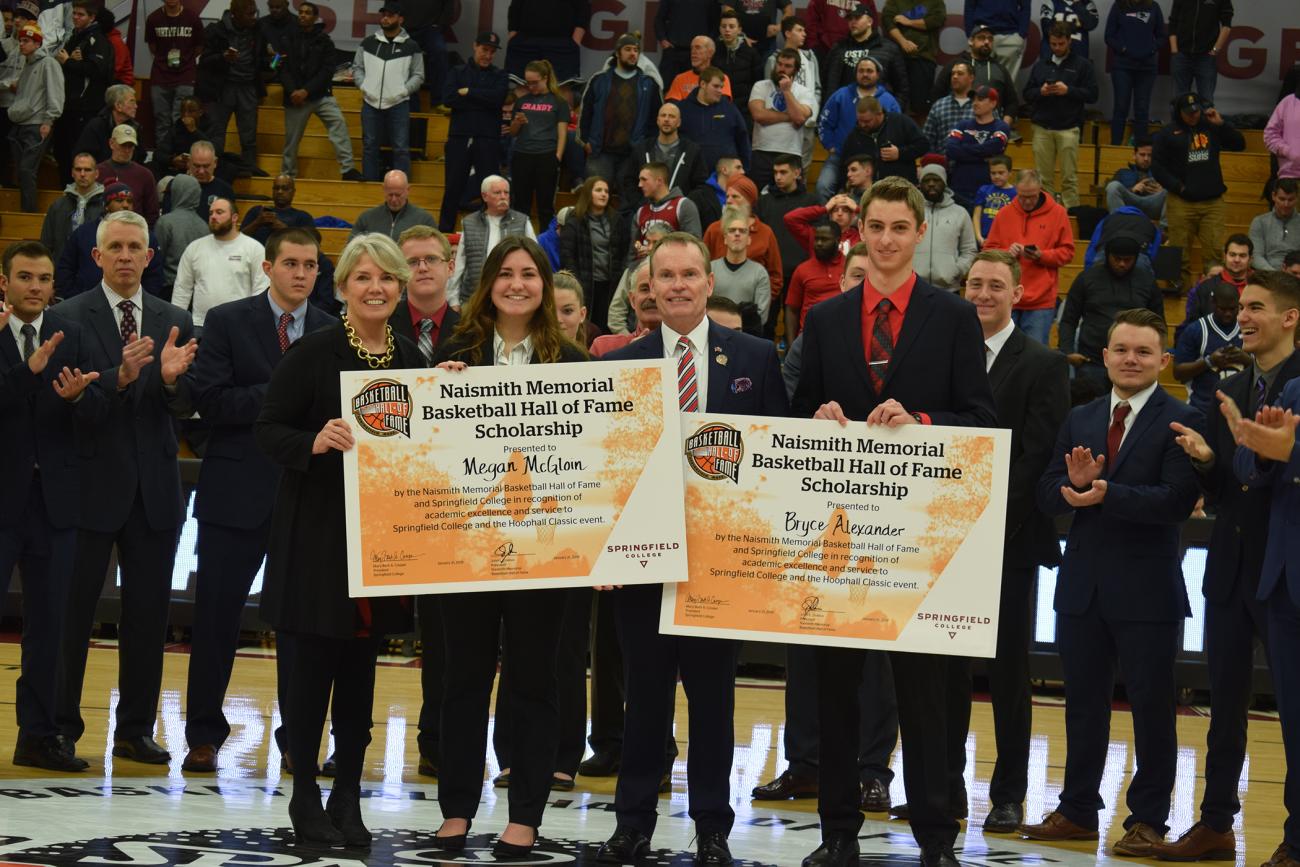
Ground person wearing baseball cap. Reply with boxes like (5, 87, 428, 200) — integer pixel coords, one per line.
(945, 83, 1011, 206)
(8, 18, 62, 212)
(963, 0, 1032, 81)
(96, 122, 160, 225)
(351, 0, 423, 180)
(54, 180, 165, 298)
(823, 3, 908, 107)
(437, 33, 508, 231)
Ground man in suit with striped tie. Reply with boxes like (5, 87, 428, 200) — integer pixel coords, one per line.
(597, 232, 788, 866)
(390, 223, 460, 778)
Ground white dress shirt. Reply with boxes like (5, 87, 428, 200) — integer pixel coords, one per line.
(493, 330, 534, 366)
(1108, 380, 1159, 449)
(984, 319, 1016, 372)
(102, 281, 145, 338)
(661, 315, 712, 411)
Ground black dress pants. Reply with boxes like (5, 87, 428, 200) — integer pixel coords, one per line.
(439, 588, 565, 829)
(0, 482, 75, 742)
(417, 595, 445, 761)
(185, 519, 283, 749)
(783, 644, 897, 784)
(1200, 577, 1272, 832)
(589, 586, 625, 756)
(440, 135, 504, 232)
(816, 647, 959, 851)
(510, 150, 559, 230)
(1267, 583, 1300, 859)
(59, 491, 179, 743)
(613, 583, 735, 839)
(286, 631, 379, 793)
(985, 564, 1037, 806)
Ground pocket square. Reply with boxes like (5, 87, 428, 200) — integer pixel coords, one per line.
(730, 377, 752, 394)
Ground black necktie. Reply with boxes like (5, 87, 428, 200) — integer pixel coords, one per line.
(20, 323, 37, 362)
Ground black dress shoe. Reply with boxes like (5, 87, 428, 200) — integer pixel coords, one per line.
(578, 750, 622, 777)
(493, 831, 537, 858)
(752, 769, 818, 800)
(112, 736, 171, 764)
(325, 786, 371, 848)
(14, 736, 90, 772)
(289, 796, 345, 848)
(860, 778, 890, 812)
(551, 775, 576, 791)
(983, 802, 1024, 833)
(919, 846, 959, 867)
(801, 834, 859, 867)
(695, 830, 733, 865)
(341, 169, 365, 182)
(320, 753, 336, 778)
(597, 826, 651, 863)
(432, 820, 471, 851)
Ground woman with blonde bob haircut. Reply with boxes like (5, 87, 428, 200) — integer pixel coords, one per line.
(256, 233, 423, 850)
(430, 234, 586, 858)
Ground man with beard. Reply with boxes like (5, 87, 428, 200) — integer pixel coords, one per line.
(748, 48, 817, 192)
(1104, 136, 1165, 220)
(817, 56, 902, 200)
(932, 24, 1019, 126)
(824, 5, 907, 107)
(837, 96, 927, 186)
(913, 163, 976, 292)
(1023, 23, 1097, 209)
(1250, 179, 1300, 271)
(785, 221, 845, 341)
(351, 3, 423, 180)
(195, 0, 267, 178)
(242, 175, 316, 245)
(965, 0, 1032, 81)
(579, 33, 662, 202)
(172, 198, 271, 330)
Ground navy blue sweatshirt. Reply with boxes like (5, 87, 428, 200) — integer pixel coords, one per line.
(443, 60, 510, 138)
(1021, 51, 1097, 129)
(964, 0, 1031, 36)
(1104, 1, 1166, 71)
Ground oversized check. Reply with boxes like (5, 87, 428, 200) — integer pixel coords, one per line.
(661, 414, 1011, 656)
(341, 359, 687, 595)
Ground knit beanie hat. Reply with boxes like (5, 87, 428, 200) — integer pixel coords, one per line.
(727, 175, 759, 206)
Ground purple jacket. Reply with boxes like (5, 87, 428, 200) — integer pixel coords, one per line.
(1265, 94, 1300, 179)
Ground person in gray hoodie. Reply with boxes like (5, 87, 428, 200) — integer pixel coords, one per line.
(40, 150, 104, 260)
(8, 22, 64, 211)
(154, 173, 209, 298)
(912, 162, 977, 291)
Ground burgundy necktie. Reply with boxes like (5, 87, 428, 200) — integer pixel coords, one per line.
(1106, 401, 1131, 467)
(677, 336, 699, 412)
(869, 298, 894, 393)
(277, 312, 292, 353)
(118, 300, 137, 344)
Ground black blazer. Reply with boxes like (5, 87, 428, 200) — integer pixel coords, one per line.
(791, 278, 998, 429)
(255, 322, 422, 639)
(989, 327, 1071, 569)
(184, 294, 336, 530)
(431, 329, 590, 368)
(1037, 387, 1203, 622)
(603, 320, 789, 417)
(1199, 350, 1300, 604)
(56, 287, 194, 533)
(387, 297, 461, 350)
(0, 311, 107, 530)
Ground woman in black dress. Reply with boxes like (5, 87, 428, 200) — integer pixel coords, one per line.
(431, 235, 587, 857)
(255, 233, 423, 848)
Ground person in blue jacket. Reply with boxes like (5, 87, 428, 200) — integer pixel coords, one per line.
(673, 69, 751, 173)
(55, 185, 165, 299)
(816, 56, 901, 202)
(945, 84, 1011, 207)
(1105, 0, 1166, 145)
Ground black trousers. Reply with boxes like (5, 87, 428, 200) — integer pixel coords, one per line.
(614, 583, 735, 839)
(59, 491, 179, 743)
(783, 644, 897, 784)
(185, 519, 284, 749)
(985, 565, 1037, 806)
(439, 134, 503, 232)
(493, 587, 592, 777)
(1267, 583, 1300, 859)
(816, 648, 959, 851)
(0, 482, 75, 742)
(588, 280, 614, 333)
(417, 595, 445, 761)
(1200, 577, 1272, 832)
(439, 588, 565, 828)
(510, 150, 559, 230)
(904, 57, 937, 115)
(286, 631, 378, 794)
(1056, 600, 1180, 833)
(589, 588, 625, 754)
(659, 46, 692, 93)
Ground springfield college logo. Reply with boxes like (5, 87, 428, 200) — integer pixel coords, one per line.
(351, 379, 412, 438)
(685, 422, 744, 483)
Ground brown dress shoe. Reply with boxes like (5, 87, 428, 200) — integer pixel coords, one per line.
(1112, 822, 1167, 857)
(182, 744, 217, 773)
(752, 769, 818, 800)
(1019, 811, 1099, 841)
(1264, 843, 1300, 867)
(1151, 823, 1234, 861)
(860, 779, 890, 812)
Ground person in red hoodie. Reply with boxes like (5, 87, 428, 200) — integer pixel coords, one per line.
(784, 193, 863, 257)
(983, 168, 1075, 344)
(96, 6, 132, 85)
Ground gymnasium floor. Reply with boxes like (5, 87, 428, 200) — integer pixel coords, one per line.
(0, 641, 1286, 867)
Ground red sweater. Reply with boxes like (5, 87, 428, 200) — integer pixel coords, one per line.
(784, 203, 863, 258)
(983, 195, 1076, 310)
(787, 255, 845, 327)
(805, 0, 880, 53)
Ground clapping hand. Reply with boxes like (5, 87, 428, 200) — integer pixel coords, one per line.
(1170, 421, 1213, 463)
(1232, 404, 1300, 462)
(159, 326, 198, 385)
(1064, 445, 1105, 488)
(117, 334, 155, 389)
(21, 328, 64, 375)
(53, 366, 100, 401)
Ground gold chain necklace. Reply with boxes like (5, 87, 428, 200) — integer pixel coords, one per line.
(342, 315, 395, 369)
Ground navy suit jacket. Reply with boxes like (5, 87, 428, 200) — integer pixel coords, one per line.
(0, 310, 107, 530)
(1234, 376, 1300, 604)
(790, 278, 997, 428)
(55, 286, 195, 533)
(1038, 386, 1203, 622)
(1199, 351, 1300, 604)
(603, 320, 789, 418)
(183, 294, 336, 530)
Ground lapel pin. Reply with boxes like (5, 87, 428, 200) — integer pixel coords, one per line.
(715, 353, 728, 366)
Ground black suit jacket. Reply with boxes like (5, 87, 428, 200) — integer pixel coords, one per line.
(184, 294, 336, 530)
(621, 136, 710, 207)
(988, 327, 1071, 569)
(791, 278, 997, 429)
(1199, 351, 1300, 604)
(387, 297, 461, 352)
(255, 322, 421, 639)
(603, 320, 789, 417)
(0, 311, 107, 530)
(1037, 387, 1203, 622)
(55, 287, 194, 533)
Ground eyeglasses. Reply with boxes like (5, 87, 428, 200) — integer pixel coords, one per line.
(406, 255, 446, 269)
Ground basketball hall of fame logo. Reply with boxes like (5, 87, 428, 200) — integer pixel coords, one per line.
(351, 378, 413, 438)
(684, 422, 744, 484)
